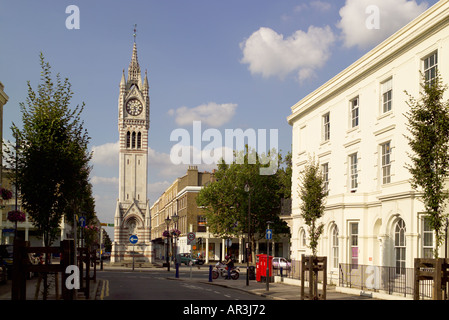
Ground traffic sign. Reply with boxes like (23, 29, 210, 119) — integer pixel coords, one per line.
(187, 232, 196, 245)
(101, 223, 115, 227)
(129, 234, 138, 244)
(266, 229, 273, 240)
(79, 216, 86, 227)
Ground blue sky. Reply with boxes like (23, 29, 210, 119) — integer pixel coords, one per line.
(0, 0, 438, 239)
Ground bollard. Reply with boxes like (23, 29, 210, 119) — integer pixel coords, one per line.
(175, 263, 179, 278)
(209, 265, 213, 282)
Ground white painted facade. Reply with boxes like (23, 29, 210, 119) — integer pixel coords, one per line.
(111, 42, 152, 263)
(287, 0, 449, 280)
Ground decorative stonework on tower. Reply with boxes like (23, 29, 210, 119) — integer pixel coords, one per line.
(111, 35, 152, 263)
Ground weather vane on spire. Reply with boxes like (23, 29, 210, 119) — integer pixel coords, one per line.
(133, 24, 137, 43)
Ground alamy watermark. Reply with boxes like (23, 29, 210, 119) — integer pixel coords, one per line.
(365, 265, 381, 290)
(65, 265, 80, 290)
(65, 5, 80, 30)
(366, 5, 380, 30)
(170, 121, 279, 175)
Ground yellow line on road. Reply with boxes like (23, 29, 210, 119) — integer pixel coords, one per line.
(100, 280, 109, 300)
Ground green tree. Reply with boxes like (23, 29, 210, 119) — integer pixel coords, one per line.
(4, 53, 92, 248)
(197, 147, 290, 260)
(404, 72, 449, 259)
(298, 157, 327, 257)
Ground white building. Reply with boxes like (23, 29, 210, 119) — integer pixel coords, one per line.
(287, 0, 449, 283)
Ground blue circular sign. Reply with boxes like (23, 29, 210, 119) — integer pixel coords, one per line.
(129, 235, 138, 244)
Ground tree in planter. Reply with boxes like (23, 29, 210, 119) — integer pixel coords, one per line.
(298, 157, 327, 300)
(3, 53, 92, 299)
(298, 157, 326, 256)
(404, 72, 449, 259)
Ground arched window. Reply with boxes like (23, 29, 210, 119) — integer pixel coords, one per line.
(299, 229, 306, 248)
(132, 132, 136, 149)
(126, 131, 131, 148)
(331, 225, 339, 269)
(137, 132, 142, 149)
(394, 219, 406, 275)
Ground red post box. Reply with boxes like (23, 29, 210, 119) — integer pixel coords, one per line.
(256, 254, 273, 282)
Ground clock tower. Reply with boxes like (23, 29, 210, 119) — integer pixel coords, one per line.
(111, 39, 153, 263)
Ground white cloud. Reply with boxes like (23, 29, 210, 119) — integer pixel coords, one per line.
(91, 141, 119, 167)
(337, 0, 428, 49)
(91, 176, 119, 185)
(168, 102, 237, 127)
(310, 1, 332, 11)
(240, 25, 335, 81)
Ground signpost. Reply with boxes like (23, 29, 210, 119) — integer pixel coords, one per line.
(266, 229, 272, 240)
(187, 232, 196, 278)
(79, 216, 86, 247)
(266, 222, 273, 292)
(187, 232, 196, 245)
(79, 216, 86, 227)
(129, 235, 138, 271)
(129, 235, 138, 244)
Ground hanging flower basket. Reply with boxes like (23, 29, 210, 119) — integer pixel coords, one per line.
(84, 225, 99, 232)
(1, 188, 13, 200)
(7, 210, 26, 223)
(163, 230, 170, 237)
(171, 229, 181, 237)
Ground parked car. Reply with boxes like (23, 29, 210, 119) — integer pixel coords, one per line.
(0, 245, 13, 280)
(272, 257, 291, 270)
(0, 244, 38, 280)
(0, 264, 6, 284)
(178, 253, 204, 266)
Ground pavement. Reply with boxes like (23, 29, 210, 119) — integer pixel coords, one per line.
(0, 261, 377, 300)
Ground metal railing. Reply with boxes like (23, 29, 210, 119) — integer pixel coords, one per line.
(339, 263, 433, 299)
(273, 261, 434, 299)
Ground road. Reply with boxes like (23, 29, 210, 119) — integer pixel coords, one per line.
(97, 269, 268, 300)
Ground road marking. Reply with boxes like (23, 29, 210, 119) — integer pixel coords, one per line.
(100, 280, 109, 300)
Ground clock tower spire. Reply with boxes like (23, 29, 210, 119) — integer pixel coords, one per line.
(111, 34, 152, 263)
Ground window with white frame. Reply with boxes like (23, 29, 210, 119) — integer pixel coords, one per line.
(350, 153, 358, 190)
(331, 225, 339, 269)
(424, 51, 438, 86)
(299, 126, 306, 153)
(422, 217, 434, 258)
(322, 112, 330, 141)
(394, 219, 406, 275)
(381, 78, 392, 113)
(322, 163, 329, 195)
(299, 229, 306, 248)
(350, 222, 358, 268)
(350, 97, 359, 128)
(381, 141, 391, 184)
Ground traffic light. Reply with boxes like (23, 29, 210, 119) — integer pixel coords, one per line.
(197, 237, 202, 245)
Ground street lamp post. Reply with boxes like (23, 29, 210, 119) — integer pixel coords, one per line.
(172, 214, 179, 264)
(244, 183, 251, 286)
(165, 216, 171, 271)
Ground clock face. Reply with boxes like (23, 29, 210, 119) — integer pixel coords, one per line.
(126, 99, 143, 116)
